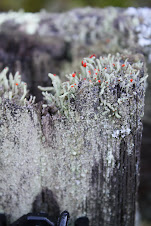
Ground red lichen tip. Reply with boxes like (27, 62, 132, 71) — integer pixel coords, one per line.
(72, 73, 76, 77)
(84, 78, 86, 80)
(74, 83, 76, 85)
(130, 79, 133, 82)
(95, 73, 98, 75)
(71, 85, 74, 87)
(89, 80, 92, 82)
(88, 70, 91, 74)
(105, 67, 107, 69)
(106, 39, 110, 43)
(122, 64, 125, 67)
(89, 54, 96, 58)
(98, 80, 101, 83)
(53, 74, 56, 76)
(15, 83, 18, 86)
(81, 60, 87, 67)
(113, 64, 115, 66)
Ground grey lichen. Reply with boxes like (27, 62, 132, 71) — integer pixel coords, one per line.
(38, 53, 147, 118)
(0, 67, 35, 105)
(0, 9, 40, 35)
(1, 8, 151, 57)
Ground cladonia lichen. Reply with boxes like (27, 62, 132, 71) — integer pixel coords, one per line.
(0, 67, 35, 105)
(38, 53, 147, 118)
(0, 9, 40, 35)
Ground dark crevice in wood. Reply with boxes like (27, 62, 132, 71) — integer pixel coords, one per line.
(32, 188, 60, 223)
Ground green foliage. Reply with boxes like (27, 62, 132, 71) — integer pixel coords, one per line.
(22, 0, 49, 12)
(82, 0, 134, 8)
(0, 0, 50, 12)
(0, 0, 148, 13)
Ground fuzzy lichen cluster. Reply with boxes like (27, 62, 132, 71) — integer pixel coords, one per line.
(38, 53, 148, 118)
(0, 67, 35, 105)
(0, 9, 41, 35)
(0, 8, 151, 54)
(125, 7, 151, 63)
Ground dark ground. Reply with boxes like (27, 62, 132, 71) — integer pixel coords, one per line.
(139, 122, 151, 224)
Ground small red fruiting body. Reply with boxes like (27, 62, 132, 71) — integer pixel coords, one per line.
(89, 54, 96, 58)
(106, 39, 110, 43)
(81, 61, 87, 67)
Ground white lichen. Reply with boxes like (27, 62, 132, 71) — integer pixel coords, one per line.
(38, 53, 146, 118)
(0, 10, 40, 35)
(125, 7, 151, 63)
(0, 67, 35, 105)
(112, 126, 131, 138)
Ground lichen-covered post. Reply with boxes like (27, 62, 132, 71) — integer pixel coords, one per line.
(0, 68, 42, 222)
(0, 53, 147, 225)
(39, 53, 147, 226)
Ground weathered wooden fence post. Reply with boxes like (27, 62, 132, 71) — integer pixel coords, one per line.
(38, 53, 147, 226)
(0, 101, 43, 222)
(0, 52, 147, 226)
